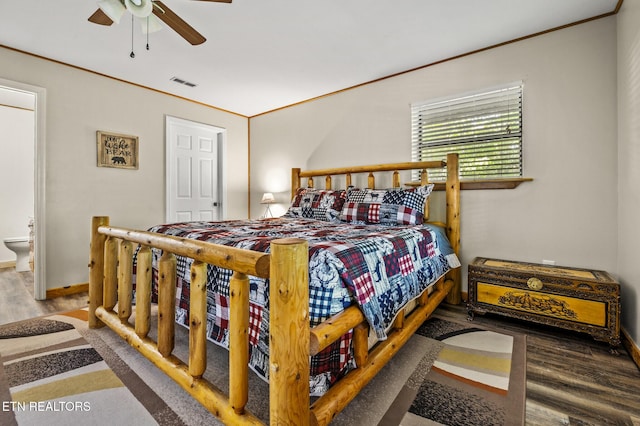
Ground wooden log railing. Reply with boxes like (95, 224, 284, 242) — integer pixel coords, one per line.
(88, 217, 310, 425)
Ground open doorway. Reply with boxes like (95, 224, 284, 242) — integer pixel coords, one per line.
(0, 78, 47, 300)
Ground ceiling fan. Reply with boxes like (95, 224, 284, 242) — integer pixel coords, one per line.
(88, 0, 231, 46)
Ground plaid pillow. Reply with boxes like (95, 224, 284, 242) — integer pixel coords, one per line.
(341, 202, 423, 225)
(284, 188, 347, 222)
(340, 185, 433, 225)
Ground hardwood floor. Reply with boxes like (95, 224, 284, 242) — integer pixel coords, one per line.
(1, 267, 639, 425)
(437, 304, 640, 426)
(0, 267, 88, 326)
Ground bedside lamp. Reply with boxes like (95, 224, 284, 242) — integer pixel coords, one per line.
(260, 192, 275, 218)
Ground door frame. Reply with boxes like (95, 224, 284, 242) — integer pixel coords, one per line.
(165, 115, 226, 222)
(0, 78, 47, 300)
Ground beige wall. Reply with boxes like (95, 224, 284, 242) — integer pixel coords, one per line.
(0, 46, 249, 290)
(617, 1, 640, 346)
(251, 18, 619, 304)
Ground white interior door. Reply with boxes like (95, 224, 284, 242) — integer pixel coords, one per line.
(166, 116, 224, 223)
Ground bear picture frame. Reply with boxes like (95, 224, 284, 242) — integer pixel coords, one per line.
(97, 131, 139, 170)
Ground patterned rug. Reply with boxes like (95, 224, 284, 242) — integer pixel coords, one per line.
(0, 310, 186, 426)
(377, 316, 526, 426)
(0, 310, 525, 425)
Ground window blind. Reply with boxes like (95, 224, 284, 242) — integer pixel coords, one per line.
(411, 83, 523, 181)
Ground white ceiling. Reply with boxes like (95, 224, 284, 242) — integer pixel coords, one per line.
(0, 0, 619, 117)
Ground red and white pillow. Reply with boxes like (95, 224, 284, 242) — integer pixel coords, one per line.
(284, 188, 347, 222)
(340, 185, 434, 225)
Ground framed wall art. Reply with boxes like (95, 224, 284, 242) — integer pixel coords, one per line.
(96, 131, 139, 169)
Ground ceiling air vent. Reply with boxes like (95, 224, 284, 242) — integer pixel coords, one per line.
(170, 77, 197, 88)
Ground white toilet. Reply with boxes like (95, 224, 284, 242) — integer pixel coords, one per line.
(3, 237, 31, 272)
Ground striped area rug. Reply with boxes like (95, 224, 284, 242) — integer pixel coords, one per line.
(379, 316, 526, 426)
(0, 310, 525, 425)
(0, 310, 185, 426)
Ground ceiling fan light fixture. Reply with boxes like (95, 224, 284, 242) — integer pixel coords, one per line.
(125, 0, 153, 18)
(140, 14, 163, 34)
(90, 0, 212, 47)
(97, 0, 126, 24)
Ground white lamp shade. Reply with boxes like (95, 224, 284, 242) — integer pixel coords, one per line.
(140, 13, 163, 34)
(97, 0, 126, 24)
(125, 0, 153, 18)
(261, 193, 275, 204)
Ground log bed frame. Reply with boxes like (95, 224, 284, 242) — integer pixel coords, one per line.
(88, 153, 460, 425)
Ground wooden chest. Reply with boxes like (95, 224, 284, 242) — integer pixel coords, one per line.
(467, 257, 620, 349)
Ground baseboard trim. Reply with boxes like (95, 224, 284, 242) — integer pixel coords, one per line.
(0, 260, 16, 269)
(622, 326, 640, 370)
(46, 282, 89, 299)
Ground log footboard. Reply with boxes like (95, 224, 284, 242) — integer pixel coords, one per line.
(89, 217, 309, 425)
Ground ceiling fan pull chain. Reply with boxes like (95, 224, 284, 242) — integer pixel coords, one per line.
(146, 16, 150, 50)
(130, 15, 135, 58)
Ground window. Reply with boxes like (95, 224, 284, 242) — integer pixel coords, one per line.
(411, 83, 523, 181)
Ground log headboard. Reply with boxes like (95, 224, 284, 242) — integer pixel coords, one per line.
(291, 153, 461, 304)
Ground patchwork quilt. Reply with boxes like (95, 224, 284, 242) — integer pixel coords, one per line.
(141, 217, 460, 395)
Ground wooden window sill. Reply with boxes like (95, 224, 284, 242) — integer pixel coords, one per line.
(407, 177, 533, 190)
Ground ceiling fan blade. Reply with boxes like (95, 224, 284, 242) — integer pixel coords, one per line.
(152, 1, 206, 45)
(88, 9, 114, 26)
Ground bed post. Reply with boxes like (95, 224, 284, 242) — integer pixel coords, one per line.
(89, 216, 109, 328)
(445, 153, 461, 304)
(269, 238, 310, 425)
(291, 167, 302, 200)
